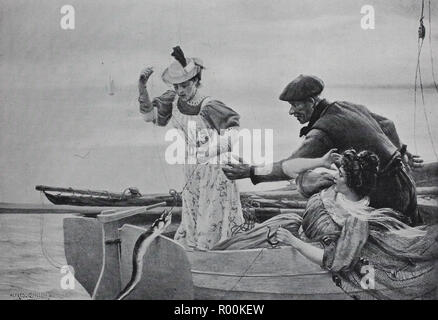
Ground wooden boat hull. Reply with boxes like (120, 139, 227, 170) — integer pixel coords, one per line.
(119, 225, 361, 300)
(188, 247, 354, 300)
(64, 217, 366, 300)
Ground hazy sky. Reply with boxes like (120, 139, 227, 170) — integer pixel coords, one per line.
(1, 0, 436, 89)
(1, 0, 438, 203)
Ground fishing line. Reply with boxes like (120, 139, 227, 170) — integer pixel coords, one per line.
(176, 0, 183, 46)
(143, 74, 173, 193)
(146, 83, 202, 215)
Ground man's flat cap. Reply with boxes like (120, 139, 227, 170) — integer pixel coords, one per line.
(279, 75, 324, 102)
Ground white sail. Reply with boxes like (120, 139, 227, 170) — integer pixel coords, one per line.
(108, 75, 115, 95)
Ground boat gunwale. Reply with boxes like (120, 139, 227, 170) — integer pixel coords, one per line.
(122, 223, 321, 255)
(190, 269, 329, 278)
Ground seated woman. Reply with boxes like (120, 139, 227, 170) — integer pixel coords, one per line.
(138, 46, 244, 250)
(214, 149, 438, 299)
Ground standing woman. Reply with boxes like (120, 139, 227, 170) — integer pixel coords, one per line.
(138, 46, 244, 250)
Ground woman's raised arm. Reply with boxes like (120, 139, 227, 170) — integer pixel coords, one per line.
(138, 67, 156, 122)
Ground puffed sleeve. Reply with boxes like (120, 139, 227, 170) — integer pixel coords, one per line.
(322, 216, 369, 272)
(152, 90, 176, 126)
(200, 100, 240, 133)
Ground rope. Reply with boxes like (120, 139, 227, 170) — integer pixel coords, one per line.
(413, 4, 424, 154)
(219, 248, 266, 299)
(39, 192, 63, 269)
(413, 0, 438, 161)
(428, 0, 438, 93)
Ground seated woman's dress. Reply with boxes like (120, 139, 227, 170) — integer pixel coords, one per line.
(213, 186, 438, 300)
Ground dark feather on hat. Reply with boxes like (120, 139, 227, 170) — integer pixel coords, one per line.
(171, 46, 187, 67)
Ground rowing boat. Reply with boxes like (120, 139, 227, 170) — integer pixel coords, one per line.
(36, 162, 438, 208)
(64, 210, 367, 300)
(61, 163, 438, 300)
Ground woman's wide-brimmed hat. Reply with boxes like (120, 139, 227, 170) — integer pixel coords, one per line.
(162, 46, 204, 85)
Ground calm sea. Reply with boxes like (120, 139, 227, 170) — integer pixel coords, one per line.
(0, 214, 89, 299)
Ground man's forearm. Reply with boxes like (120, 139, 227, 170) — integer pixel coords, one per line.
(250, 160, 290, 184)
(249, 129, 332, 185)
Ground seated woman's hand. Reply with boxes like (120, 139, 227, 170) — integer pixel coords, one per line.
(321, 148, 341, 169)
(275, 227, 298, 247)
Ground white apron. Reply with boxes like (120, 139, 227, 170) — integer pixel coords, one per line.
(171, 97, 244, 250)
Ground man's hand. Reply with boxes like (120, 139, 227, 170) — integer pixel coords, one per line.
(222, 156, 251, 180)
(404, 151, 424, 170)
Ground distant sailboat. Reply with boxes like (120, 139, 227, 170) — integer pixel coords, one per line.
(108, 75, 115, 96)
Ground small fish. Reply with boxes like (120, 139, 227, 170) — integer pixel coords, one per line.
(115, 210, 172, 300)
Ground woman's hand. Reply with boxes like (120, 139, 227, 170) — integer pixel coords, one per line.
(138, 67, 155, 114)
(196, 143, 210, 164)
(276, 227, 324, 266)
(139, 67, 154, 86)
(275, 227, 299, 247)
(321, 149, 341, 169)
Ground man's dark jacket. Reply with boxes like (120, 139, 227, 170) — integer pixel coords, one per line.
(251, 99, 420, 225)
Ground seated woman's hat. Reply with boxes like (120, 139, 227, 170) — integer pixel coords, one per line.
(162, 46, 204, 85)
(279, 74, 324, 102)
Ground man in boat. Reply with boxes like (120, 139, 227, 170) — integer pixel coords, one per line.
(222, 75, 424, 226)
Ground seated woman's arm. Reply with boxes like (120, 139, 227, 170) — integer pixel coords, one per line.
(276, 228, 324, 265)
(276, 216, 369, 271)
(281, 148, 340, 177)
